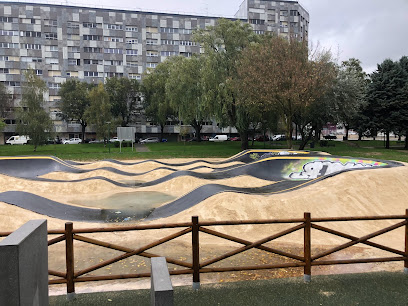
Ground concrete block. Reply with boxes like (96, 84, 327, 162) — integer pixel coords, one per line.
(151, 257, 173, 306)
(0, 220, 48, 306)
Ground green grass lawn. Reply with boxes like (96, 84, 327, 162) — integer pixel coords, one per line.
(0, 140, 407, 162)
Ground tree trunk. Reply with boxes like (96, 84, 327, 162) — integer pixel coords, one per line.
(405, 131, 408, 149)
(344, 125, 349, 141)
(160, 124, 165, 142)
(358, 132, 362, 141)
(81, 123, 87, 142)
(386, 131, 390, 149)
(240, 131, 249, 150)
(191, 120, 202, 142)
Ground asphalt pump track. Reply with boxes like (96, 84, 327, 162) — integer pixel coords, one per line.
(0, 150, 402, 222)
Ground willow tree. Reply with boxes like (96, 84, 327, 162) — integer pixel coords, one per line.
(59, 79, 92, 141)
(16, 69, 53, 151)
(237, 35, 335, 149)
(84, 83, 113, 140)
(166, 55, 209, 141)
(194, 19, 259, 149)
(141, 58, 178, 141)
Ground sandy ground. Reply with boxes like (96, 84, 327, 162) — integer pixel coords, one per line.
(1, 157, 407, 294)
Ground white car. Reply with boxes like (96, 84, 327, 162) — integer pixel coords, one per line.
(109, 137, 120, 142)
(139, 137, 159, 143)
(62, 138, 82, 144)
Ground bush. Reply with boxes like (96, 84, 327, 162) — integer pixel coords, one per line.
(114, 141, 133, 147)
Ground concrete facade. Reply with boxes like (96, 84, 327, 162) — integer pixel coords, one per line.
(0, 1, 309, 143)
(0, 219, 48, 306)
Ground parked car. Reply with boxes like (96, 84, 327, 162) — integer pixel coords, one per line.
(271, 134, 286, 141)
(109, 137, 120, 142)
(6, 135, 30, 145)
(62, 138, 82, 144)
(230, 137, 241, 141)
(209, 135, 228, 142)
(323, 134, 337, 140)
(139, 137, 159, 143)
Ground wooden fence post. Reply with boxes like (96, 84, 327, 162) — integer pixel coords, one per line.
(304, 212, 312, 282)
(192, 216, 200, 289)
(405, 209, 408, 274)
(65, 222, 76, 300)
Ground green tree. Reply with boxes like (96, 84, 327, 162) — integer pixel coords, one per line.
(194, 19, 259, 149)
(16, 69, 53, 151)
(142, 58, 177, 141)
(0, 82, 13, 132)
(366, 58, 408, 148)
(59, 79, 92, 141)
(84, 83, 113, 140)
(166, 56, 209, 141)
(105, 77, 142, 127)
(333, 60, 367, 140)
(237, 35, 335, 149)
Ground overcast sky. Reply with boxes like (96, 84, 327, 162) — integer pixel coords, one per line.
(22, 0, 408, 73)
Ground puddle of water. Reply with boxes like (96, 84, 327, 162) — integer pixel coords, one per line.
(116, 179, 144, 186)
(69, 191, 175, 212)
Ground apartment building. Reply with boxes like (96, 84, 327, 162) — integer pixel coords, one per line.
(0, 1, 309, 143)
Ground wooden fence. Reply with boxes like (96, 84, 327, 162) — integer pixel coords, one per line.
(1, 210, 408, 294)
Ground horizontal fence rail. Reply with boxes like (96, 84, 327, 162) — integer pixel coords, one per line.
(1, 210, 408, 294)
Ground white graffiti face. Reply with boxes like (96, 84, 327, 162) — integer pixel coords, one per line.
(289, 161, 374, 180)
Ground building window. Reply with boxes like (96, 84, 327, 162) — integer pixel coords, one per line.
(84, 47, 102, 53)
(160, 27, 178, 34)
(20, 31, 41, 37)
(126, 39, 138, 44)
(0, 56, 9, 61)
(67, 34, 80, 40)
(180, 52, 192, 58)
(146, 50, 158, 57)
(105, 24, 123, 30)
(35, 69, 42, 75)
(83, 35, 101, 41)
(179, 40, 196, 46)
(249, 19, 265, 25)
(160, 51, 178, 57)
(104, 48, 123, 54)
(129, 73, 141, 80)
(146, 62, 157, 68)
(146, 27, 158, 33)
(49, 83, 61, 89)
(0, 68, 10, 73)
(84, 59, 102, 65)
(84, 71, 100, 77)
(105, 37, 124, 42)
(146, 39, 158, 45)
(254, 30, 265, 34)
(105, 60, 123, 66)
(126, 49, 138, 55)
(68, 46, 80, 53)
(161, 39, 179, 45)
(68, 58, 80, 66)
(1, 81, 20, 87)
(20, 43, 41, 50)
(290, 10, 298, 16)
(67, 21, 79, 29)
(125, 26, 138, 32)
(280, 10, 288, 17)
(0, 16, 18, 23)
(1, 42, 19, 48)
(83, 22, 99, 28)
(126, 61, 138, 67)
(105, 72, 123, 78)
(0, 30, 18, 36)
(45, 58, 59, 64)
(44, 19, 58, 26)
(45, 45, 59, 52)
(44, 32, 58, 40)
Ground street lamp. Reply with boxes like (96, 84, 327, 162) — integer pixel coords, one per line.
(106, 121, 111, 153)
